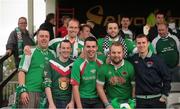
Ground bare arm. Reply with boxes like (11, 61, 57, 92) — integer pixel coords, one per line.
(18, 71, 29, 105)
(96, 84, 109, 104)
(96, 84, 113, 109)
(132, 83, 135, 98)
(72, 85, 82, 108)
(18, 71, 25, 86)
(45, 87, 56, 109)
(66, 91, 74, 109)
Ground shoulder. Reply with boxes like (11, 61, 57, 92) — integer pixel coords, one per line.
(169, 34, 179, 42)
(152, 36, 160, 43)
(73, 57, 84, 65)
(48, 49, 56, 57)
(9, 30, 16, 36)
(98, 38, 104, 42)
(49, 38, 64, 46)
(124, 60, 134, 68)
(99, 64, 109, 70)
(78, 40, 84, 46)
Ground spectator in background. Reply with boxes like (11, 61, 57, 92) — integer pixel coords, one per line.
(86, 20, 106, 39)
(36, 13, 56, 40)
(78, 24, 92, 41)
(167, 16, 180, 40)
(120, 16, 135, 40)
(49, 18, 84, 60)
(6, 17, 35, 68)
(152, 23, 180, 82)
(147, 11, 166, 42)
(56, 16, 71, 38)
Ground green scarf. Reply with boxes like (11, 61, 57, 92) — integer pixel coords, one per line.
(15, 27, 23, 58)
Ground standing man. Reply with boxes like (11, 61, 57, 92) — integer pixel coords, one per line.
(152, 23, 180, 81)
(147, 11, 166, 42)
(78, 24, 92, 41)
(16, 28, 55, 108)
(120, 16, 135, 40)
(44, 40, 74, 109)
(49, 18, 84, 59)
(70, 37, 105, 108)
(131, 34, 171, 108)
(96, 42, 135, 109)
(6, 17, 35, 67)
(37, 13, 56, 40)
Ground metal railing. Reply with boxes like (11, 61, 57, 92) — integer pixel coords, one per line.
(0, 53, 18, 107)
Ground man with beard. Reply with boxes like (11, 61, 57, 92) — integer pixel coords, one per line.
(96, 42, 135, 109)
(97, 21, 136, 58)
(70, 37, 105, 108)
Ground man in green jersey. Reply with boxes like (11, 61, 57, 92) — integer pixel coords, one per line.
(16, 28, 55, 108)
(44, 39, 74, 108)
(96, 42, 135, 109)
(70, 37, 105, 108)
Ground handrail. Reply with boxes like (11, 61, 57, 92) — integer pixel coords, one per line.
(0, 68, 18, 89)
(0, 53, 10, 63)
(0, 52, 14, 107)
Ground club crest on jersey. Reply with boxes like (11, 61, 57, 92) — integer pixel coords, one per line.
(122, 72, 128, 76)
(146, 61, 154, 67)
(134, 60, 138, 64)
(170, 42, 175, 47)
(59, 77, 69, 90)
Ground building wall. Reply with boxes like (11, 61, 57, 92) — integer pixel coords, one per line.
(46, 0, 56, 14)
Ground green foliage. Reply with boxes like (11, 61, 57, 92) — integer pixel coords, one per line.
(3, 56, 17, 80)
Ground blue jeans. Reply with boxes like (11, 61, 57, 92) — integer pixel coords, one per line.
(55, 99, 71, 109)
(81, 97, 104, 108)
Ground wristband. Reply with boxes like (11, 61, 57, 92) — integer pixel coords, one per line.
(104, 102, 111, 108)
(17, 84, 27, 94)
